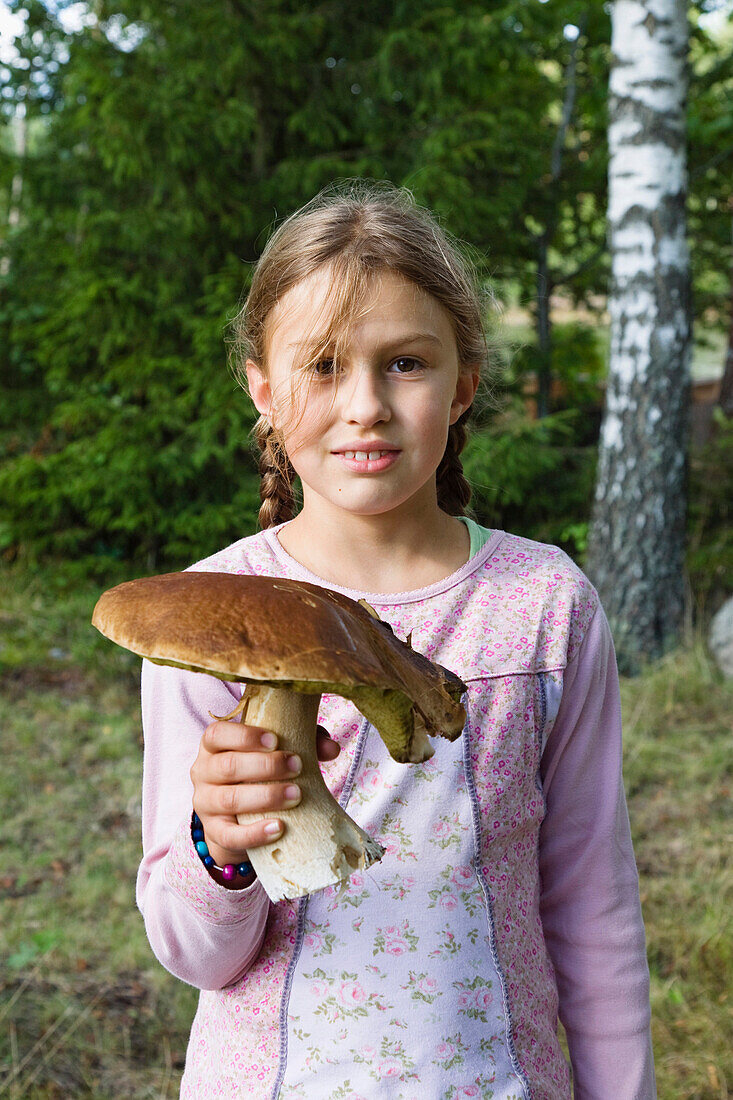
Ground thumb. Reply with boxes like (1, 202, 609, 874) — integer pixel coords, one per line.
(316, 725, 341, 761)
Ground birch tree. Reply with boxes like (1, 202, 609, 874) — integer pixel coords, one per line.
(586, 0, 691, 672)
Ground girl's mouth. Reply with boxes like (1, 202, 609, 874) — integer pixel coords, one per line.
(334, 450, 400, 473)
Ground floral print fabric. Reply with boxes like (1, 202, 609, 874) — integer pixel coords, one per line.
(280, 698, 528, 1099)
(168, 525, 602, 1098)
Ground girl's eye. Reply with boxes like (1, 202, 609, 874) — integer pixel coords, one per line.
(311, 358, 337, 377)
(309, 356, 423, 377)
(388, 357, 423, 374)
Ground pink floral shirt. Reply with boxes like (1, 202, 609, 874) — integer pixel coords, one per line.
(136, 524, 656, 1099)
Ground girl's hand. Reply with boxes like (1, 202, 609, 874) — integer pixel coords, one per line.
(190, 721, 340, 872)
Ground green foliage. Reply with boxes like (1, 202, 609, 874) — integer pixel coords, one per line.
(687, 409, 733, 613)
(0, 345, 263, 567)
(1, 0, 729, 575)
(464, 403, 597, 562)
(505, 321, 606, 421)
(687, 9, 733, 322)
(0, 0, 615, 570)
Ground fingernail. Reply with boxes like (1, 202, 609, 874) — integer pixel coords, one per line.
(264, 821, 282, 836)
(283, 784, 300, 805)
(260, 732, 277, 750)
(286, 754, 301, 773)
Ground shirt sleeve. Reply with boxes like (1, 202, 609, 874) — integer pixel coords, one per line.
(135, 658, 271, 991)
(539, 601, 657, 1099)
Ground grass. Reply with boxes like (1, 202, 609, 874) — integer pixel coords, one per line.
(1, 560, 731, 1098)
(0, 562, 198, 1098)
(620, 643, 732, 1098)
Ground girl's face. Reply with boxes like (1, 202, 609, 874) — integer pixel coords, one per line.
(246, 267, 479, 522)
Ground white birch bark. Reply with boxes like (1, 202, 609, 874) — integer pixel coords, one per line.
(586, 0, 691, 671)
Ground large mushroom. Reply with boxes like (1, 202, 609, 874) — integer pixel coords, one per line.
(92, 572, 466, 902)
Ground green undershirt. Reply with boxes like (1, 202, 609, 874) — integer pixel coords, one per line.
(457, 515, 494, 558)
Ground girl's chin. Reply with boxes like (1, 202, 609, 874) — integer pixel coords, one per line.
(311, 486, 424, 519)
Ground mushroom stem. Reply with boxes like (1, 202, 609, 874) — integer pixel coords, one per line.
(237, 685, 384, 902)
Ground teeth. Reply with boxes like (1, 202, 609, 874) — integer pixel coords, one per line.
(341, 450, 392, 461)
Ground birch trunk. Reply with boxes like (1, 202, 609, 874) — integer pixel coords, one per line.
(586, 0, 691, 672)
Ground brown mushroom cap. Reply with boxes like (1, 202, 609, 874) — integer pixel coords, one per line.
(91, 572, 466, 762)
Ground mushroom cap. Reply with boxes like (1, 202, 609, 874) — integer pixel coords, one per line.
(92, 572, 466, 762)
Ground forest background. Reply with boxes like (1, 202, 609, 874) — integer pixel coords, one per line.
(0, 1, 731, 1098)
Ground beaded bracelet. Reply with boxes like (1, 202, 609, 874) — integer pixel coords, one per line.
(191, 810, 255, 883)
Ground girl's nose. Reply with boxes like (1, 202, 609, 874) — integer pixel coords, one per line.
(340, 367, 391, 426)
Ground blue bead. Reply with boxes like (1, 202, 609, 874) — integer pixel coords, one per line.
(237, 862, 253, 877)
(203, 855, 214, 868)
(195, 840, 209, 857)
(192, 811, 201, 826)
(192, 828, 204, 841)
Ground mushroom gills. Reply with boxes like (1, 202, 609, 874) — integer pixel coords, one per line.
(90, 572, 467, 903)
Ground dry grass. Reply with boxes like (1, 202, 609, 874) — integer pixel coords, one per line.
(0, 562, 197, 1098)
(621, 639, 732, 1099)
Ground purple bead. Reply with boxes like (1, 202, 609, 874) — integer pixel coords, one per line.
(222, 864, 236, 881)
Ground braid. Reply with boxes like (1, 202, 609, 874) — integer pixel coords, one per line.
(254, 417, 297, 529)
(436, 410, 472, 516)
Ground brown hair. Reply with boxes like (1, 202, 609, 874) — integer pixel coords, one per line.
(229, 178, 498, 529)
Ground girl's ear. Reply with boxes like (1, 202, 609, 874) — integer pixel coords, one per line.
(246, 360, 273, 418)
(449, 367, 480, 425)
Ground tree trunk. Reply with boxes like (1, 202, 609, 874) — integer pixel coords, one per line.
(0, 105, 27, 279)
(536, 238, 552, 419)
(586, 0, 691, 674)
(533, 22, 584, 420)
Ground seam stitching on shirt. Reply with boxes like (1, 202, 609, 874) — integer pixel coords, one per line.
(565, 600, 601, 669)
(338, 715, 371, 809)
(462, 599, 602, 685)
(270, 714, 371, 1099)
(462, 667, 565, 684)
(537, 670, 548, 761)
(537, 671, 547, 735)
(462, 701, 533, 1100)
(272, 896, 309, 1100)
(536, 673, 550, 810)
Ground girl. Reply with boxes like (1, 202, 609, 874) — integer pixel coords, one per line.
(137, 180, 656, 1099)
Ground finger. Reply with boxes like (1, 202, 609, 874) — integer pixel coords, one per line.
(209, 749, 302, 785)
(203, 815, 285, 856)
(316, 726, 340, 762)
(197, 780, 302, 817)
(203, 721, 279, 753)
